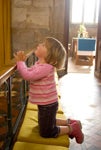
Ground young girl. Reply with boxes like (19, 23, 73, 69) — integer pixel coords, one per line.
(14, 37, 84, 144)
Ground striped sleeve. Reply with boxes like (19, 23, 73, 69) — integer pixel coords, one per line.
(17, 61, 54, 81)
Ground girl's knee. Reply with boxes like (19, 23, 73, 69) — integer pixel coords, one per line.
(39, 127, 59, 138)
(39, 131, 50, 138)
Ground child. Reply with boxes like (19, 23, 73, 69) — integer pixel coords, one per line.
(14, 37, 84, 144)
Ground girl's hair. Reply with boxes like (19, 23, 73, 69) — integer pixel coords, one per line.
(44, 37, 66, 69)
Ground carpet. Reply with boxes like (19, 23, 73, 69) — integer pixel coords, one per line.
(68, 57, 95, 73)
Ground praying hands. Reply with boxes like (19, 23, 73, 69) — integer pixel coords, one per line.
(14, 51, 27, 62)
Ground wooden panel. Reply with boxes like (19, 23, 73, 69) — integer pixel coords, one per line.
(0, 0, 4, 67)
(95, 0, 101, 78)
(4, 0, 11, 65)
(0, 0, 11, 68)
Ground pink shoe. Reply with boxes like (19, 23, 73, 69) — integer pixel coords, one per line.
(68, 122, 84, 144)
(67, 119, 82, 129)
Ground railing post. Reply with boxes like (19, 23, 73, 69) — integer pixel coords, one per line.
(7, 77, 13, 135)
(4, 76, 13, 150)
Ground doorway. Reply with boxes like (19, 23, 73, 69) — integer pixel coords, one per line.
(65, 0, 98, 74)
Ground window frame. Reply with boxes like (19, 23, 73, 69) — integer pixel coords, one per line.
(70, 0, 99, 25)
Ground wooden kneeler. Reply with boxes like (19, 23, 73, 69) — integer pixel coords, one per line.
(13, 141, 69, 150)
(17, 110, 70, 148)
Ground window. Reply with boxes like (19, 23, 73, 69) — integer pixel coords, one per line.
(71, 0, 100, 24)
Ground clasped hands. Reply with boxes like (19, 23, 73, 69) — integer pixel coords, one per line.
(14, 51, 27, 62)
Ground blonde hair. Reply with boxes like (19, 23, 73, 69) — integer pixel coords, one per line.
(44, 37, 66, 69)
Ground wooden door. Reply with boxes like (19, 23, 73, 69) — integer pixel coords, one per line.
(58, 0, 70, 77)
(94, 0, 101, 79)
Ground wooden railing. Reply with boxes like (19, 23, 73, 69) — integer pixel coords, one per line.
(0, 50, 36, 150)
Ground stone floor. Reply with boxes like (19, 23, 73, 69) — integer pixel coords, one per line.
(59, 59, 101, 150)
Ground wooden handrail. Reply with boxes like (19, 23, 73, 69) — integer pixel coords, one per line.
(0, 65, 16, 86)
(0, 49, 35, 150)
(0, 50, 34, 86)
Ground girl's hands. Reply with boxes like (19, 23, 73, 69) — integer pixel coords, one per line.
(14, 51, 27, 62)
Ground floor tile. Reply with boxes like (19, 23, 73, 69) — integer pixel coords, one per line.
(59, 61, 101, 150)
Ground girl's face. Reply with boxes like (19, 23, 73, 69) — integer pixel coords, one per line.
(35, 42, 48, 59)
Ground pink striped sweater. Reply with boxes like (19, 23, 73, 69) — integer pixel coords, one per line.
(17, 61, 58, 105)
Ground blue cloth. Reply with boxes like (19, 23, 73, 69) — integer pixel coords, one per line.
(78, 38, 96, 51)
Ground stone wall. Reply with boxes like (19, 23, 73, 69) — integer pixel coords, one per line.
(11, 0, 65, 53)
(11, 0, 98, 55)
